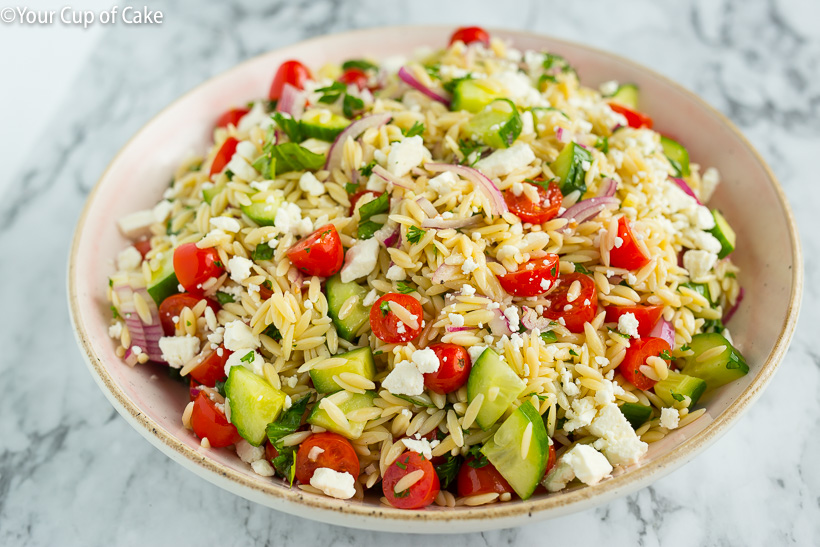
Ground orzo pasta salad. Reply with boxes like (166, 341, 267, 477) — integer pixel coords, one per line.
(107, 26, 748, 508)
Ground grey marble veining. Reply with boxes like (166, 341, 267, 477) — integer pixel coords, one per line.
(2, 0, 819, 544)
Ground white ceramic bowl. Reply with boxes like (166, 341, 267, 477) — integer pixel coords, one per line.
(68, 26, 802, 533)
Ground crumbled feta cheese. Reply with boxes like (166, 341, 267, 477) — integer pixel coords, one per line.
(693, 206, 716, 230)
(448, 313, 465, 327)
(108, 322, 123, 339)
(660, 407, 680, 430)
(309, 468, 356, 500)
(387, 135, 431, 177)
(462, 257, 479, 275)
(251, 459, 276, 477)
(492, 70, 544, 107)
(561, 368, 580, 397)
(468, 345, 488, 364)
(557, 444, 612, 487)
(365, 173, 387, 192)
(411, 348, 440, 374)
(340, 238, 380, 283)
(236, 101, 267, 132)
(235, 140, 257, 161)
(503, 306, 520, 332)
(587, 403, 648, 466)
(152, 200, 174, 223)
(227, 256, 253, 284)
(461, 284, 476, 296)
(475, 143, 536, 178)
(599, 80, 619, 96)
(308, 446, 325, 462)
(362, 289, 378, 306)
(386, 265, 406, 281)
(117, 209, 157, 238)
(691, 231, 723, 254)
(226, 154, 257, 181)
(224, 348, 265, 376)
(236, 439, 266, 463)
(700, 167, 720, 202)
(396, 322, 406, 334)
(223, 320, 259, 351)
(618, 312, 640, 338)
(158, 335, 200, 369)
(428, 171, 459, 195)
(117, 246, 142, 271)
(210, 216, 241, 233)
(382, 360, 424, 395)
(299, 172, 326, 196)
(511, 181, 524, 196)
(562, 396, 597, 432)
(274, 202, 312, 237)
(683, 250, 718, 282)
(402, 437, 439, 459)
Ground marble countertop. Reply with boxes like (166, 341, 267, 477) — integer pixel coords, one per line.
(2, 0, 819, 544)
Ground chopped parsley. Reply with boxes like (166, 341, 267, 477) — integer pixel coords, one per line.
(357, 191, 390, 240)
(659, 350, 673, 361)
(540, 331, 558, 344)
(395, 460, 407, 470)
(266, 396, 310, 449)
(110, 306, 121, 319)
(457, 138, 488, 166)
(680, 344, 691, 352)
(358, 159, 377, 178)
(608, 327, 631, 340)
(670, 391, 685, 402)
(213, 260, 223, 268)
(380, 300, 390, 316)
(396, 281, 416, 294)
(316, 81, 347, 103)
(345, 182, 359, 194)
(393, 488, 411, 498)
(406, 225, 426, 244)
(215, 291, 235, 305)
(240, 351, 255, 363)
(402, 121, 425, 138)
(424, 63, 441, 80)
(466, 445, 488, 468)
(214, 379, 227, 397)
(524, 176, 559, 191)
(342, 59, 377, 72)
(263, 324, 282, 341)
(225, 169, 235, 181)
(573, 263, 591, 275)
(342, 93, 364, 118)
(594, 136, 609, 154)
(108, 278, 113, 287)
(434, 455, 462, 489)
(251, 243, 274, 261)
(569, 349, 579, 357)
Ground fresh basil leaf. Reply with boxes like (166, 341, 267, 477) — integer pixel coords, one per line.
(357, 220, 382, 240)
(396, 281, 416, 294)
(358, 160, 377, 178)
(215, 291, 235, 305)
(266, 396, 310, 450)
(343, 93, 364, 118)
(342, 59, 377, 72)
(358, 192, 389, 224)
(402, 121, 425, 138)
(466, 445, 488, 468)
(263, 324, 282, 341)
(251, 243, 275, 261)
(594, 136, 609, 154)
(573, 263, 591, 275)
(271, 447, 297, 485)
(540, 331, 558, 344)
(273, 112, 303, 143)
(434, 455, 462, 489)
(315, 81, 346, 103)
(269, 143, 325, 175)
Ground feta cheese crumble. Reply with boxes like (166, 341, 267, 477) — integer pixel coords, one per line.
(617, 312, 640, 338)
(309, 468, 356, 500)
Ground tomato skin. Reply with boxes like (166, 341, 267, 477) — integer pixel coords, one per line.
(542, 272, 598, 333)
(370, 293, 424, 344)
(504, 180, 563, 224)
(209, 137, 239, 177)
(609, 217, 651, 270)
(498, 254, 560, 297)
(173, 243, 225, 294)
(269, 60, 312, 101)
(605, 305, 664, 338)
(338, 68, 369, 90)
(456, 458, 513, 497)
(158, 293, 218, 336)
(383, 452, 440, 509)
(619, 337, 671, 390)
(189, 344, 231, 387)
(295, 433, 359, 484)
(190, 392, 241, 448)
(348, 190, 382, 216)
(133, 239, 151, 258)
(449, 26, 491, 47)
(546, 442, 557, 475)
(608, 102, 654, 129)
(286, 224, 344, 278)
(215, 107, 250, 129)
(423, 343, 472, 394)
(265, 442, 280, 462)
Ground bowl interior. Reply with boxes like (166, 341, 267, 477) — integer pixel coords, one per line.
(69, 26, 800, 532)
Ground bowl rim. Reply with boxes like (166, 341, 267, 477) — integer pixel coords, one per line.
(67, 24, 803, 529)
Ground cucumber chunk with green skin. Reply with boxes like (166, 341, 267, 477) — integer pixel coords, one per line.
(225, 366, 287, 446)
(708, 210, 736, 259)
(240, 193, 285, 227)
(309, 347, 376, 393)
(467, 348, 526, 429)
(681, 333, 748, 390)
(550, 142, 592, 196)
(146, 250, 178, 306)
(299, 109, 351, 142)
(325, 274, 370, 342)
(395, 393, 436, 408)
(661, 136, 690, 177)
(619, 402, 653, 429)
(451, 79, 503, 113)
(679, 281, 712, 305)
(307, 391, 376, 439)
(463, 99, 523, 149)
(608, 83, 639, 109)
(654, 371, 707, 409)
(481, 401, 549, 500)
(203, 183, 225, 205)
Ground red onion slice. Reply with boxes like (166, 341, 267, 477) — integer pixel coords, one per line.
(558, 197, 619, 228)
(723, 287, 744, 324)
(521, 306, 555, 331)
(597, 177, 618, 198)
(325, 113, 392, 171)
(372, 164, 411, 189)
(446, 326, 475, 333)
(276, 83, 306, 118)
(670, 177, 702, 205)
(415, 197, 439, 218)
(398, 66, 451, 106)
(426, 163, 508, 217)
(649, 317, 675, 348)
(431, 264, 461, 285)
(488, 309, 514, 336)
(115, 284, 166, 363)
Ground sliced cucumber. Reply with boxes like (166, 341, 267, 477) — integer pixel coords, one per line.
(654, 371, 707, 409)
(146, 250, 178, 306)
(309, 347, 376, 394)
(467, 348, 526, 429)
(300, 108, 350, 142)
(203, 183, 225, 205)
(678, 281, 712, 305)
(240, 192, 285, 227)
(608, 83, 639, 110)
(463, 99, 522, 149)
(225, 366, 287, 446)
(619, 402, 653, 429)
(481, 401, 549, 500)
(325, 274, 370, 342)
(451, 79, 503, 113)
(708, 210, 736, 259)
(551, 142, 592, 196)
(681, 333, 748, 390)
(307, 391, 376, 439)
(660, 136, 690, 177)
(394, 393, 436, 408)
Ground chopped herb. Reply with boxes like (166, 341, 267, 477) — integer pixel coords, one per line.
(251, 243, 274, 261)
(214, 379, 227, 397)
(424, 63, 441, 80)
(703, 318, 725, 334)
(240, 351, 254, 363)
(271, 447, 297, 485)
(540, 331, 558, 344)
(373, 350, 383, 356)
(594, 136, 609, 154)
(342, 59, 377, 72)
(110, 306, 120, 319)
(680, 344, 691, 352)
(267, 143, 325, 175)
(186, 321, 192, 327)
(108, 278, 113, 287)
(608, 327, 631, 340)
(434, 455, 462, 489)
(659, 350, 673, 361)
(262, 279, 272, 290)
(213, 260, 223, 268)
(569, 349, 579, 357)
(550, 265, 557, 277)
(343, 93, 364, 118)
(393, 488, 411, 498)
(215, 292, 235, 305)
(395, 460, 407, 470)
(725, 272, 737, 278)
(165, 218, 179, 236)
(457, 138, 488, 166)
(263, 324, 282, 341)
(670, 391, 685, 402)
(443, 74, 474, 94)
(406, 225, 426, 244)
(396, 281, 416, 294)
(573, 263, 591, 275)
(358, 159, 377, 178)
(466, 445, 488, 468)
(357, 191, 389, 240)
(345, 182, 359, 194)
(266, 396, 310, 449)
(225, 169, 235, 181)
(524, 176, 559, 191)
(357, 221, 382, 240)
(530, 106, 570, 120)
(315, 81, 347, 103)
(380, 300, 390, 316)
(272, 112, 303, 143)
(402, 121, 425, 138)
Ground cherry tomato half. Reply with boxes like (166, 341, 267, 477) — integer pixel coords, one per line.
(173, 242, 225, 294)
(504, 180, 563, 224)
(265, 442, 280, 462)
(338, 68, 369, 90)
(423, 343, 471, 394)
(498, 254, 560, 297)
(605, 305, 664, 338)
(158, 293, 218, 336)
(618, 336, 671, 391)
(370, 293, 424, 344)
(456, 458, 513, 498)
(608, 102, 653, 129)
(609, 217, 651, 271)
(348, 189, 382, 216)
(133, 239, 152, 258)
(295, 432, 359, 485)
(215, 107, 250, 129)
(542, 272, 598, 333)
(269, 60, 312, 101)
(449, 26, 491, 47)
(189, 344, 231, 387)
(383, 451, 440, 509)
(190, 392, 241, 448)
(546, 442, 557, 475)
(209, 136, 239, 177)
(286, 224, 344, 278)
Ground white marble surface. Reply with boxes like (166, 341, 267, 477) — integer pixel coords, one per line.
(1, 0, 819, 544)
